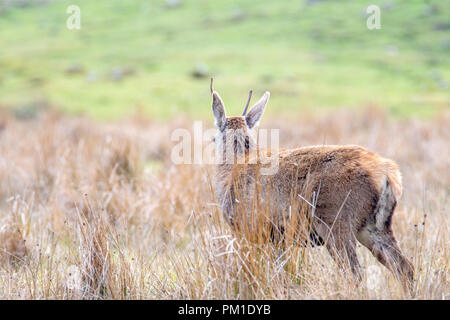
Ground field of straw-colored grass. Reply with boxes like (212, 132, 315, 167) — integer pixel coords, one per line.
(0, 108, 448, 299)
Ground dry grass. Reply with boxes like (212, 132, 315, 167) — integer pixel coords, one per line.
(0, 108, 448, 299)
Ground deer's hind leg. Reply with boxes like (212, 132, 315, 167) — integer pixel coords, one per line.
(321, 223, 362, 283)
(357, 180, 414, 291)
(357, 227, 414, 291)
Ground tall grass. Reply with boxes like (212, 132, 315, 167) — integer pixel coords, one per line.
(0, 108, 448, 299)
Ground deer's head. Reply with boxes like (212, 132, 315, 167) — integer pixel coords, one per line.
(210, 78, 270, 164)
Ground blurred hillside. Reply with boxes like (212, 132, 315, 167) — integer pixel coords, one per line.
(0, 0, 448, 119)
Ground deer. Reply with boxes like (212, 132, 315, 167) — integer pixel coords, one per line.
(210, 79, 414, 291)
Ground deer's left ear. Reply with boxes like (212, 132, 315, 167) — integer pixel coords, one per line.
(245, 92, 270, 129)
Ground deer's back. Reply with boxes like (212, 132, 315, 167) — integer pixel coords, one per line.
(223, 145, 402, 232)
(277, 145, 401, 229)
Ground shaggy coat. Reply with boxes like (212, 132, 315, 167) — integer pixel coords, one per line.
(211, 88, 414, 289)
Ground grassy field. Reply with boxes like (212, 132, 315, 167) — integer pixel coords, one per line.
(0, 108, 448, 299)
(0, 0, 449, 300)
(0, 0, 449, 119)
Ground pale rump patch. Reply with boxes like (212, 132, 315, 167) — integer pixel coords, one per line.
(374, 177, 396, 231)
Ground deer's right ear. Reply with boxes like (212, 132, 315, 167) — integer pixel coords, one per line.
(212, 91, 226, 131)
(245, 91, 270, 129)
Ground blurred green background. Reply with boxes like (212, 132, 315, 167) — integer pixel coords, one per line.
(0, 0, 448, 120)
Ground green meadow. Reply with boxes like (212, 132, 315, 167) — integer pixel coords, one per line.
(0, 0, 448, 120)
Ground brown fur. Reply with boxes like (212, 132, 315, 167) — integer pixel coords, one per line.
(211, 90, 414, 291)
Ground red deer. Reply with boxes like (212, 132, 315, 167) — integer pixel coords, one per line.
(210, 79, 414, 290)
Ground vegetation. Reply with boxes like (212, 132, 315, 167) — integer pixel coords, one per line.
(0, 0, 448, 119)
(0, 0, 448, 300)
(0, 108, 448, 299)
